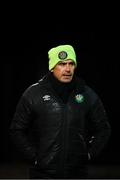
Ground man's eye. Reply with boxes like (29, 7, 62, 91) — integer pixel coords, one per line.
(59, 63, 65, 66)
(70, 62, 75, 66)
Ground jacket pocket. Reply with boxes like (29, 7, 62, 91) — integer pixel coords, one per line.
(78, 133, 88, 152)
(35, 151, 57, 169)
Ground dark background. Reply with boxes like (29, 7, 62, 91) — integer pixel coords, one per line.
(1, 31, 120, 178)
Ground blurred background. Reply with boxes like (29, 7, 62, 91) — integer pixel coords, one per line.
(1, 31, 120, 178)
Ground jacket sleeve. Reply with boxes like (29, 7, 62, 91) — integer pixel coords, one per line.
(9, 92, 36, 163)
(86, 87, 111, 159)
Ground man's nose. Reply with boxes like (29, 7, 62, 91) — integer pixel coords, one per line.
(65, 64, 71, 71)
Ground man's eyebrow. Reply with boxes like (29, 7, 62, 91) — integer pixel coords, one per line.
(58, 61, 67, 64)
(58, 61, 74, 64)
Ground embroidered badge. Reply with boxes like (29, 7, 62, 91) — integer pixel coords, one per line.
(75, 94, 84, 103)
(43, 95, 51, 101)
(58, 51, 68, 60)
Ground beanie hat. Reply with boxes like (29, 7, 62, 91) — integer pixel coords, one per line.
(48, 45, 77, 70)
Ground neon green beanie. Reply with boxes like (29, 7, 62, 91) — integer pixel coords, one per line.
(48, 45, 77, 70)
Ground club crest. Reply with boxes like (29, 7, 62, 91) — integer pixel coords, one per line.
(75, 94, 84, 103)
(58, 51, 68, 60)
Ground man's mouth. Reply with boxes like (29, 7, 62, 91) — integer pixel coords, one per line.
(63, 74, 72, 79)
(63, 74, 72, 77)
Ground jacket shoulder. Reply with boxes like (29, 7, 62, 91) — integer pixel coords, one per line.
(22, 75, 48, 100)
(23, 82, 40, 96)
(84, 85, 99, 106)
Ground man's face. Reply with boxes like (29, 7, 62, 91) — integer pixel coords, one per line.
(52, 60, 76, 83)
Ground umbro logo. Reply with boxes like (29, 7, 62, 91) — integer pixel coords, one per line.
(43, 95, 51, 101)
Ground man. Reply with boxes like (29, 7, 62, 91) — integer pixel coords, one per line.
(10, 45, 111, 178)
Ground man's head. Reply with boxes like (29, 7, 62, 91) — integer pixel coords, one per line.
(48, 45, 77, 83)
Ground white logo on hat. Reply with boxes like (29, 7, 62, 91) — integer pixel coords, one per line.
(58, 51, 68, 60)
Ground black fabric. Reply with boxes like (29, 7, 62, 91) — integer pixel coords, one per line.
(48, 72, 76, 103)
(9, 73, 111, 179)
(29, 166, 88, 179)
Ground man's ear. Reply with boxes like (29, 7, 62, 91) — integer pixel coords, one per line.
(51, 69, 53, 72)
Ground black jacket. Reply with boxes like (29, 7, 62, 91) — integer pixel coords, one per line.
(10, 73, 111, 178)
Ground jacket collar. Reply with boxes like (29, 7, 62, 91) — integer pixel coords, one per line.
(38, 72, 86, 94)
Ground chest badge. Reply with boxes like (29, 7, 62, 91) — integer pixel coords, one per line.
(75, 94, 84, 103)
(43, 95, 51, 101)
